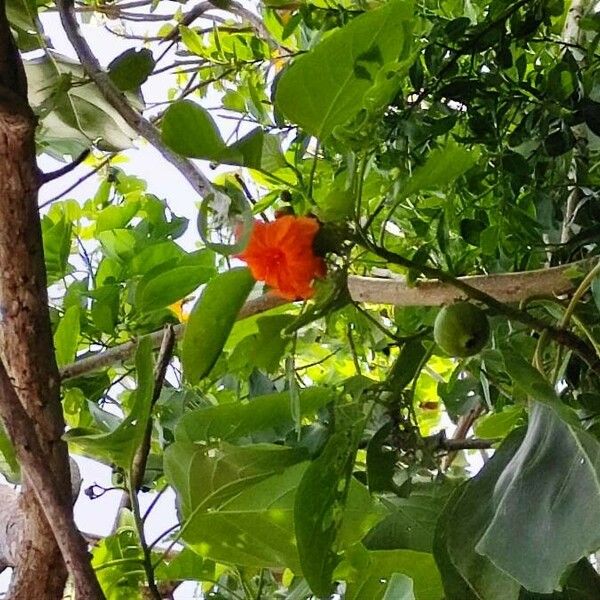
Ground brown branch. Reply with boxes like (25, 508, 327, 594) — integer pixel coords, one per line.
(56, 0, 214, 199)
(441, 404, 485, 470)
(61, 261, 591, 380)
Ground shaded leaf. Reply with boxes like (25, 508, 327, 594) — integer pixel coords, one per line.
(433, 430, 525, 600)
(478, 404, 600, 593)
(295, 405, 366, 597)
(108, 48, 155, 91)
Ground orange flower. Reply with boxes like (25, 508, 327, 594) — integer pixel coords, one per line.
(237, 215, 326, 300)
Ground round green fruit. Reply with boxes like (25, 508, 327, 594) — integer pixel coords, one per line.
(433, 302, 490, 357)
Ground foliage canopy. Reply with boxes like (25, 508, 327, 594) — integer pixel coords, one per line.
(8, 0, 600, 597)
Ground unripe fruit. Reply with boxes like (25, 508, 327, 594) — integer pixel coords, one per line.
(434, 302, 490, 357)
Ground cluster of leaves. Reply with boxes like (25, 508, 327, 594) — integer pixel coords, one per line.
(6, 0, 600, 598)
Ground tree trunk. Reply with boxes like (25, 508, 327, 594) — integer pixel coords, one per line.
(0, 1, 80, 596)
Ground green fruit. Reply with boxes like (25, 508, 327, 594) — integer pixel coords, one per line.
(434, 302, 490, 357)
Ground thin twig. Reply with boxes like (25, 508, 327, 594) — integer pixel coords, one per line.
(39, 156, 112, 209)
(56, 0, 214, 199)
(39, 148, 91, 184)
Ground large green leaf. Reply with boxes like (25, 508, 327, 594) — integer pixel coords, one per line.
(434, 430, 524, 600)
(175, 387, 336, 443)
(294, 405, 366, 597)
(165, 444, 380, 571)
(477, 404, 600, 593)
(181, 267, 255, 384)
(274, 0, 414, 140)
(164, 441, 305, 516)
(25, 51, 138, 152)
(64, 338, 154, 469)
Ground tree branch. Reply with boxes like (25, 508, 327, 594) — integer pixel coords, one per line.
(60, 261, 591, 381)
(55, 0, 214, 199)
(38, 148, 90, 185)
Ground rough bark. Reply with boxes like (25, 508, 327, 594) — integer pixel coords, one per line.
(0, 1, 103, 597)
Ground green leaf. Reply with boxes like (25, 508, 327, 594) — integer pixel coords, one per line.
(91, 514, 145, 597)
(0, 422, 19, 483)
(95, 202, 140, 233)
(342, 545, 443, 600)
(474, 405, 524, 439)
(129, 240, 185, 275)
(388, 340, 428, 391)
(477, 404, 600, 593)
(295, 405, 366, 597)
(42, 212, 72, 285)
(165, 446, 379, 570)
(25, 51, 138, 151)
(401, 142, 480, 198)
(161, 100, 226, 160)
(155, 548, 215, 582)
(433, 430, 525, 600)
(383, 574, 415, 600)
(108, 48, 155, 91)
(274, 0, 414, 140)
(182, 267, 255, 384)
(228, 314, 294, 373)
(364, 481, 456, 553)
(7, 0, 41, 51)
(135, 263, 215, 313)
(164, 440, 305, 515)
(175, 387, 335, 443)
(64, 337, 154, 469)
(54, 305, 80, 366)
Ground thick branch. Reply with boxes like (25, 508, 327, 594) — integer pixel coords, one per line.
(56, 0, 214, 198)
(347, 261, 582, 306)
(61, 261, 589, 380)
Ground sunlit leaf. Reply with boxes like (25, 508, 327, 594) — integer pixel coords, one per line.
(181, 267, 255, 384)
